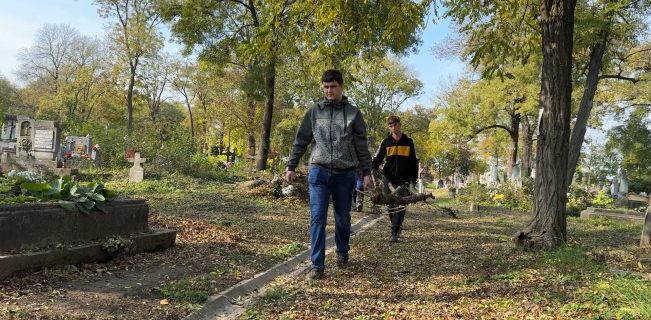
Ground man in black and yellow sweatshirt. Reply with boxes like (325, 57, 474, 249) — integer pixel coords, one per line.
(372, 115, 419, 242)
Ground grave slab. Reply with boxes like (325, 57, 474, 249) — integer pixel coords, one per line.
(0, 229, 176, 281)
(0, 199, 149, 251)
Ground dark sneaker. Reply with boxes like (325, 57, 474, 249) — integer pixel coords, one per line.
(356, 204, 363, 212)
(390, 231, 398, 242)
(336, 252, 349, 268)
(305, 268, 324, 280)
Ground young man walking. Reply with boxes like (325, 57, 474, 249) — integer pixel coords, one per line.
(286, 69, 373, 280)
(372, 116, 419, 242)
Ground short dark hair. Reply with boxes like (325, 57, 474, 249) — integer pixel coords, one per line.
(387, 115, 401, 125)
(321, 69, 344, 85)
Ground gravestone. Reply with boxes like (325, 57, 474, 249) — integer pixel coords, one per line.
(31, 120, 61, 161)
(66, 136, 92, 157)
(490, 164, 499, 184)
(0, 115, 17, 151)
(16, 116, 35, 159)
(511, 162, 522, 187)
(128, 152, 147, 182)
(611, 179, 619, 196)
(619, 169, 628, 194)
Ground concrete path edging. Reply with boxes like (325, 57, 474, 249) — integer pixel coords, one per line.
(183, 214, 383, 320)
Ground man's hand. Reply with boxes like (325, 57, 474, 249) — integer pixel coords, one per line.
(363, 175, 373, 190)
(285, 170, 295, 183)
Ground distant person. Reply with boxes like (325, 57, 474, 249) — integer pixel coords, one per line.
(286, 69, 373, 280)
(371, 115, 419, 242)
(417, 161, 426, 194)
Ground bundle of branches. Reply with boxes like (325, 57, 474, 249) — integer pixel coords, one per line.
(367, 170, 435, 205)
(364, 170, 457, 218)
(244, 170, 310, 204)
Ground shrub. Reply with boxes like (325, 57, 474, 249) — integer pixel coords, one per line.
(591, 190, 613, 208)
(455, 182, 532, 211)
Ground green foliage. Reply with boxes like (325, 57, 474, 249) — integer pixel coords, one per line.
(260, 287, 288, 302)
(629, 177, 651, 194)
(101, 236, 134, 257)
(456, 183, 532, 211)
(567, 198, 588, 217)
(159, 275, 213, 305)
(566, 184, 590, 217)
(591, 190, 614, 208)
(0, 171, 118, 213)
(266, 242, 307, 261)
(605, 108, 651, 186)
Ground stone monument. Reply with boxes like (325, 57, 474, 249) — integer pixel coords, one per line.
(128, 152, 147, 182)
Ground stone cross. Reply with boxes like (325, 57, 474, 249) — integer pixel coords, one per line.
(128, 152, 147, 182)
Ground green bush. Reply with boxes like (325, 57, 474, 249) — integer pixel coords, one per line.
(591, 190, 613, 208)
(566, 198, 587, 217)
(455, 182, 532, 211)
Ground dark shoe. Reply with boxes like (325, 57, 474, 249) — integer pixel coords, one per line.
(336, 252, 349, 268)
(390, 231, 398, 242)
(305, 268, 324, 280)
(396, 228, 402, 238)
(356, 204, 363, 212)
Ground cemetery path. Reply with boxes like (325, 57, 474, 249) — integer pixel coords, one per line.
(1, 178, 649, 320)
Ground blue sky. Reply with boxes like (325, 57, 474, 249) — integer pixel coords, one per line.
(0, 0, 465, 109)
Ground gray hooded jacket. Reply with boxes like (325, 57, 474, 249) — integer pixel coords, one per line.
(287, 96, 372, 176)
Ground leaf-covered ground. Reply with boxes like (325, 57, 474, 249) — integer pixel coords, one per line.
(0, 176, 365, 320)
(1, 178, 650, 320)
(240, 204, 651, 320)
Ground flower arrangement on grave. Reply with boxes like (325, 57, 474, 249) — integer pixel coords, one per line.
(92, 144, 99, 152)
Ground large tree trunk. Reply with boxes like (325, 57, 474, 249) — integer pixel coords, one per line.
(246, 95, 257, 156)
(565, 30, 609, 187)
(521, 114, 534, 178)
(514, 0, 576, 250)
(127, 62, 137, 134)
(257, 61, 276, 170)
(507, 113, 521, 180)
(641, 194, 651, 247)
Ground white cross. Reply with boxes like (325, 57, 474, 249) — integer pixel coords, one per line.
(127, 152, 147, 167)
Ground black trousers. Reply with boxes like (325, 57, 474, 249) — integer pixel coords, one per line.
(383, 179, 411, 233)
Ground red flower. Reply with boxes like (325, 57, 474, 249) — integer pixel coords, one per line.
(83, 153, 89, 159)
(65, 152, 72, 159)
(92, 146, 99, 151)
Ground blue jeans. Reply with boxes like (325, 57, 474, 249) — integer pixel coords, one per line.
(308, 165, 356, 270)
(355, 178, 364, 206)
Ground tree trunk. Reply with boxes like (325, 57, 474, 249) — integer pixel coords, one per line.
(246, 95, 257, 156)
(507, 113, 521, 180)
(514, 0, 576, 250)
(184, 95, 195, 138)
(641, 194, 651, 247)
(566, 30, 609, 187)
(257, 61, 276, 170)
(521, 114, 534, 178)
(127, 64, 136, 134)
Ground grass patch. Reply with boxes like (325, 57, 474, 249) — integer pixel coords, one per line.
(266, 242, 307, 261)
(260, 287, 288, 302)
(159, 275, 214, 304)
